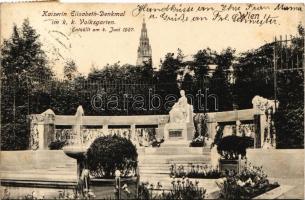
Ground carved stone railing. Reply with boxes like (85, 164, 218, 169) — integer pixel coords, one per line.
(50, 127, 157, 148)
(29, 100, 275, 150)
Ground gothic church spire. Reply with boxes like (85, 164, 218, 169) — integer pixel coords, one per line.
(136, 18, 152, 66)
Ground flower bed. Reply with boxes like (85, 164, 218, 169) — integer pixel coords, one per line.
(138, 179, 206, 200)
(216, 163, 280, 199)
(170, 164, 223, 179)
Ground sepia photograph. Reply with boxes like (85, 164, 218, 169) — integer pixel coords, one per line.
(0, 2, 304, 199)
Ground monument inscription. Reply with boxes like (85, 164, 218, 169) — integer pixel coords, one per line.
(168, 130, 183, 138)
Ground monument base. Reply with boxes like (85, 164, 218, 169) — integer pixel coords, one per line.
(162, 139, 190, 147)
(162, 122, 194, 147)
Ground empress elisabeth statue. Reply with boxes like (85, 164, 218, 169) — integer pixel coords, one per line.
(163, 90, 195, 145)
(169, 90, 192, 123)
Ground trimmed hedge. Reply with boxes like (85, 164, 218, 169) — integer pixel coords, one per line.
(87, 135, 138, 178)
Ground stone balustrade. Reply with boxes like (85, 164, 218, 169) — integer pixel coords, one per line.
(29, 99, 274, 150)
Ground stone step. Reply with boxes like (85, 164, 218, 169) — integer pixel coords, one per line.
(139, 176, 219, 191)
(0, 172, 77, 182)
(140, 170, 169, 175)
(139, 158, 211, 164)
(139, 165, 170, 170)
(139, 164, 213, 171)
(139, 165, 170, 169)
(0, 170, 76, 176)
(139, 153, 211, 158)
(137, 146, 214, 195)
(140, 162, 212, 166)
(139, 147, 210, 155)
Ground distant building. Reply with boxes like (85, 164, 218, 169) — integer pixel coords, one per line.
(136, 19, 152, 66)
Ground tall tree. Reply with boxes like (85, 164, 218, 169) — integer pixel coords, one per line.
(63, 60, 78, 81)
(233, 43, 274, 109)
(1, 19, 52, 150)
(211, 48, 235, 111)
(191, 48, 214, 83)
(156, 51, 185, 113)
(233, 25, 304, 148)
(274, 25, 304, 148)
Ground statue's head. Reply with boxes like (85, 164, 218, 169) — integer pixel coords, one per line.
(180, 90, 185, 97)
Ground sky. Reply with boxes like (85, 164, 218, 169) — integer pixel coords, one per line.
(1, 3, 304, 77)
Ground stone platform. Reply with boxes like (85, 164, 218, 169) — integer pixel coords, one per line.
(0, 150, 77, 186)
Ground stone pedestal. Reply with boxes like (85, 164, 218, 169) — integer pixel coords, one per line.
(156, 115, 169, 139)
(163, 123, 194, 146)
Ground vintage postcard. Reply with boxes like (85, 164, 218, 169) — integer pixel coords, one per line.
(0, 2, 304, 199)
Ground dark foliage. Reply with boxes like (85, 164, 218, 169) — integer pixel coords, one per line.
(48, 140, 67, 150)
(86, 135, 138, 178)
(151, 138, 164, 147)
(189, 136, 204, 147)
(217, 136, 254, 160)
(233, 27, 304, 148)
(212, 125, 225, 147)
(1, 19, 53, 150)
(274, 70, 304, 148)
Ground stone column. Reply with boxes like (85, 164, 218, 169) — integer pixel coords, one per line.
(207, 113, 217, 140)
(253, 114, 261, 148)
(29, 115, 42, 150)
(156, 115, 169, 139)
(131, 124, 136, 140)
(29, 109, 55, 150)
(156, 125, 165, 139)
(41, 109, 55, 150)
(259, 112, 267, 147)
(37, 123, 45, 150)
(102, 124, 108, 135)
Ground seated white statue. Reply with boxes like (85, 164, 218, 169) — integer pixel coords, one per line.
(169, 90, 190, 123)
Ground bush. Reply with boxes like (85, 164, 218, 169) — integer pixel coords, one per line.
(48, 140, 66, 150)
(87, 135, 138, 178)
(189, 136, 204, 147)
(217, 136, 254, 160)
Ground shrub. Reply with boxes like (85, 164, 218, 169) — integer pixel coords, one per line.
(87, 135, 138, 178)
(190, 136, 204, 147)
(217, 136, 254, 160)
(48, 140, 66, 150)
(212, 125, 225, 147)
